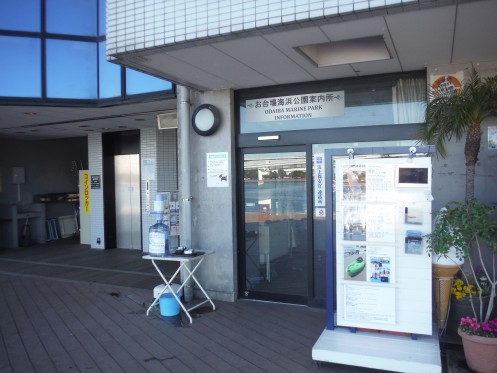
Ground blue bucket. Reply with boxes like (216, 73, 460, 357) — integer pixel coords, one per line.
(159, 293, 180, 316)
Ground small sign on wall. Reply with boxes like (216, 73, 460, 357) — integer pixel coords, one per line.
(91, 175, 101, 189)
(82, 171, 90, 214)
(489, 126, 497, 149)
(206, 152, 229, 187)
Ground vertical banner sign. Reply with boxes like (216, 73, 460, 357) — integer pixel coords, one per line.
(313, 154, 326, 217)
(82, 171, 90, 214)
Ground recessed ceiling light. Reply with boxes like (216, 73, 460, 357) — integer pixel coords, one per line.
(24, 112, 37, 116)
(297, 35, 391, 67)
(101, 127, 111, 130)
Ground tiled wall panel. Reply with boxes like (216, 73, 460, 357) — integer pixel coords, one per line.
(107, 0, 414, 55)
(88, 133, 105, 249)
(140, 127, 178, 253)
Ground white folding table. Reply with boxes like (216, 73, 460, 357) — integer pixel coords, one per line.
(143, 252, 215, 323)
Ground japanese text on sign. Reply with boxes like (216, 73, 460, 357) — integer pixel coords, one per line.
(313, 154, 325, 207)
(246, 91, 344, 123)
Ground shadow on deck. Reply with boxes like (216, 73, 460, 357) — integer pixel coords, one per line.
(0, 238, 461, 372)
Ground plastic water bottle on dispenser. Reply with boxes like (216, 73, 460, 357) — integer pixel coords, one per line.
(149, 194, 170, 256)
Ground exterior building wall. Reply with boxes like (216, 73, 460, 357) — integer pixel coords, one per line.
(88, 133, 105, 249)
(107, 0, 406, 55)
(140, 127, 158, 253)
(188, 89, 237, 302)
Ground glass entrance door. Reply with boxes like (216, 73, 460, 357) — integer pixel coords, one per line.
(242, 151, 308, 303)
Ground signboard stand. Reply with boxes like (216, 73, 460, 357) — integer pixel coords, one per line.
(312, 146, 441, 372)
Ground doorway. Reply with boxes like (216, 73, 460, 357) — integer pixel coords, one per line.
(114, 154, 141, 250)
(241, 150, 308, 303)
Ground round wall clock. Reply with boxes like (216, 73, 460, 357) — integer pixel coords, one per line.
(191, 104, 220, 136)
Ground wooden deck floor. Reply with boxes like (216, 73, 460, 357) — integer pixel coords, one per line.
(0, 238, 448, 373)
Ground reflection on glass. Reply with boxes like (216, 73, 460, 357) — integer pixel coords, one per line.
(0, 0, 40, 32)
(47, 39, 97, 99)
(0, 36, 41, 97)
(46, 0, 97, 36)
(98, 0, 106, 35)
(243, 152, 308, 298)
(99, 42, 121, 98)
(126, 68, 172, 95)
(239, 74, 426, 133)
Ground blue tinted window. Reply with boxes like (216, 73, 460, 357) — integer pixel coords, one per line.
(99, 42, 121, 98)
(46, 0, 97, 36)
(98, 0, 105, 35)
(0, 36, 41, 97)
(46, 40, 97, 99)
(126, 68, 172, 95)
(0, 0, 40, 32)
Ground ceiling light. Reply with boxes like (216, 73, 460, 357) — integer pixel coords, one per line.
(24, 112, 37, 116)
(297, 36, 391, 67)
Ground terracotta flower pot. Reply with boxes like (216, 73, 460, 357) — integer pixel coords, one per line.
(458, 329, 497, 373)
(446, 296, 495, 340)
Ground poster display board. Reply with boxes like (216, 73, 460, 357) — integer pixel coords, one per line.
(333, 156, 433, 335)
(158, 192, 180, 237)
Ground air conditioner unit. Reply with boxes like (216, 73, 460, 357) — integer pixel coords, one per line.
(157, 112, 177, 130)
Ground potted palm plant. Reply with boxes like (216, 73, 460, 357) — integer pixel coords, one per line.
(421, 66, 497, 372)
(419, 66, 497, 201)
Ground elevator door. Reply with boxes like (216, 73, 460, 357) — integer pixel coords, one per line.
(115, 154, 141, 249)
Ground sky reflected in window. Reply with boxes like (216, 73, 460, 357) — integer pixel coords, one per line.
(46, 0, 97, 36)
(99, 42, 121, 98)
(126, 68, 172, 95)
(0, 0, 172, 102)
(0, 0, 40, 32)
(47, 40, 97, 99)
(0, 36, 41, 97)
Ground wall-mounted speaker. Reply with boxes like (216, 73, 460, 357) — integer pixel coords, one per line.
(157, 112, 177, 130)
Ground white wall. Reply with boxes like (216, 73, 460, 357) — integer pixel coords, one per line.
(88, 133, 105, 249)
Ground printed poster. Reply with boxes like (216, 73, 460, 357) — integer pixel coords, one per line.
(206, 152, 229, 187)
(343, 244, 367, 282)
(343, 205, 366, 241)
(342, 164, 366, 201)
(344, 285, 395, 324)
(365, 164, 395, 201)
(366, 245, 396, 284)
(365, 204, 396, 242)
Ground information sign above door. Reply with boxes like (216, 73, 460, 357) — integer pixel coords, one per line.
(246, 91, 344, 123)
